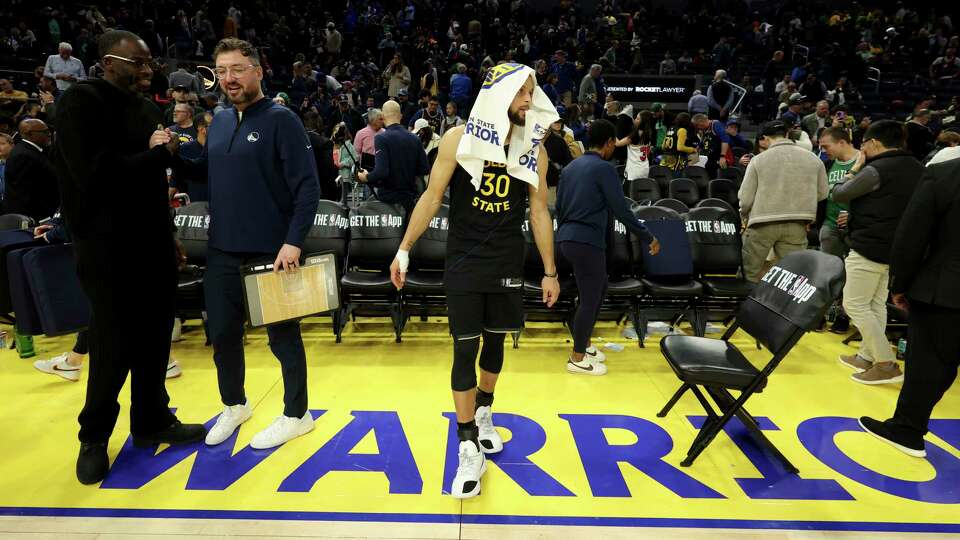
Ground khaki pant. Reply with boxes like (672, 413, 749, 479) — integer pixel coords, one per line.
(842, 250, 895, 363)
(741, 221, 808, 282)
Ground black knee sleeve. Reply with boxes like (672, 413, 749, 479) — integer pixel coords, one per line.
(479, 331, 505, 375)
(451, 336, 481, 391)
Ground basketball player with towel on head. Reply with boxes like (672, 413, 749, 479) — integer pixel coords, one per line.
(390, 64, 561, 499)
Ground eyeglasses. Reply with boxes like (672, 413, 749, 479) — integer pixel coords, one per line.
(213, 64, 257, 79)
(103, 54, 156, 70)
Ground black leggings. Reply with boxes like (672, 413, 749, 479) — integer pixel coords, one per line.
(74, 330, 89, 355)
(561, 241, 608, 354)
(451, 331, 506, 392)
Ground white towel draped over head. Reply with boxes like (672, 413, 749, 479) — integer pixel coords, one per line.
(456, 63, 559, 191)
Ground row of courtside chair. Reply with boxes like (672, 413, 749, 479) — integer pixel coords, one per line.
(173, 195, 754, 347)
(621, 164, 746, 212)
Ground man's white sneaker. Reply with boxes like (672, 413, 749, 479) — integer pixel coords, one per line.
(451, 440, 487, 499)
(585, 345, 606, 362)
(166, 358, 182, 379)
(205, 401, 253, 446)
(567, 356, 608, 375)
(474, 406, 503, 454)
(250, 411, 314, 450)
(33, 353, 81, 382)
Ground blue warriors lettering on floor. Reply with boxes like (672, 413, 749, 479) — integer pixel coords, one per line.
(99, 410, 960, 504)
(472, 161, 513, 213)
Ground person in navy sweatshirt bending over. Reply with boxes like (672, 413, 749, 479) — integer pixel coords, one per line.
(179, 38, 320, 450)
(556, 119, 660, 376)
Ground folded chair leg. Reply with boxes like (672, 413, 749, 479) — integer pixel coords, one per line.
(638, 312, 648, 348)
(681, 385, 724, 467)
(630, 308, 642, 349)
(733, 407, 800, 474)
(391, 303, 403, 343)
(709, 388, 801, 474)
(682, 416, 727, 468)
(657, 383, 690, 418)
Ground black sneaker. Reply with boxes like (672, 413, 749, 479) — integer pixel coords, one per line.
(858, 416, 926, 458)
(132, 421, 207, 448)
(830, 314, 850, 334)
(77, 442, 109, 485)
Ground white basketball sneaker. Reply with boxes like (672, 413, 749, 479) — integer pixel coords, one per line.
(474, 406, 503, 454)
(451, 440, 487, 499)
(205, 401, 253, 445)
(166, 358, 182, 379)
(567, 356, 608, 375)
(33, 353, 82, 381)
(585, 344, 606, 362)
(250, 411, 314, 450)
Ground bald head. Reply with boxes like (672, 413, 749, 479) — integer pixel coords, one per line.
(19, 119, 45, 135)
(19, 119, 50, 146)
(382, 100, 402, 125)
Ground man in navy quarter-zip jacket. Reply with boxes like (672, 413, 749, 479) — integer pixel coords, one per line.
(179, 38, 320, 451)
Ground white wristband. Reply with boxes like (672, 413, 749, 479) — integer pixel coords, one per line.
(396, 249, 410, 273)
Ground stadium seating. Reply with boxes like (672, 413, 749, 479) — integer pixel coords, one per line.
(707, 178, 739, 208)
(338, 200, 406, 343)
(174, 202, 211, 339)
(626, 177, 660, 203)
(633, 206, 704, 346)
(682, 166, 712, 194)
(685, 206, 753, 334)
(668, 178, 700, 207)
(402, 204, 450, 323)
(654, 198, 690, 214)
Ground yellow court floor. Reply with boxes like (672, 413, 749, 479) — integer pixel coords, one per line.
(1, 318, 960, 538)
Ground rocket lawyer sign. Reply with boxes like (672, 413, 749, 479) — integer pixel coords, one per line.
(603, 74, 698, 105)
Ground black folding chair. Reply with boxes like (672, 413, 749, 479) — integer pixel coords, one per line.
(707, 178, 739, 208)
(627, 177, 661, 204)
(519, 206, 576, 347)
(653, 198, 690, 215)
(174, 202, 211, 341)
(603, 203, 646, 347)
(648, 165, 674, 195)
(695, 197, 736, 216)
(682, 166, 712, 194)
(302, 200, 351, 340)
(402, 204, 449, 323)
(719, 166, 745, 186)
(668, 178, 700, 207)
(657, 250, 845, 472)
(632, 206, 704, 346)
(339, 201, 406, 342)
(686, 206, 753, 334)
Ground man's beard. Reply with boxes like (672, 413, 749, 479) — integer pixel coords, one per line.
(507, 108, 525, 126)
(227, 86, 260, 106)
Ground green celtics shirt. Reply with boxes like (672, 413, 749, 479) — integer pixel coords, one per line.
(824, 153, 858, 228)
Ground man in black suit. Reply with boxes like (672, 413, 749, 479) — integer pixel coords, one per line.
(859, 157, 960, 458)
(4, 119, 59, 221)
(55, 30, 205, 485)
